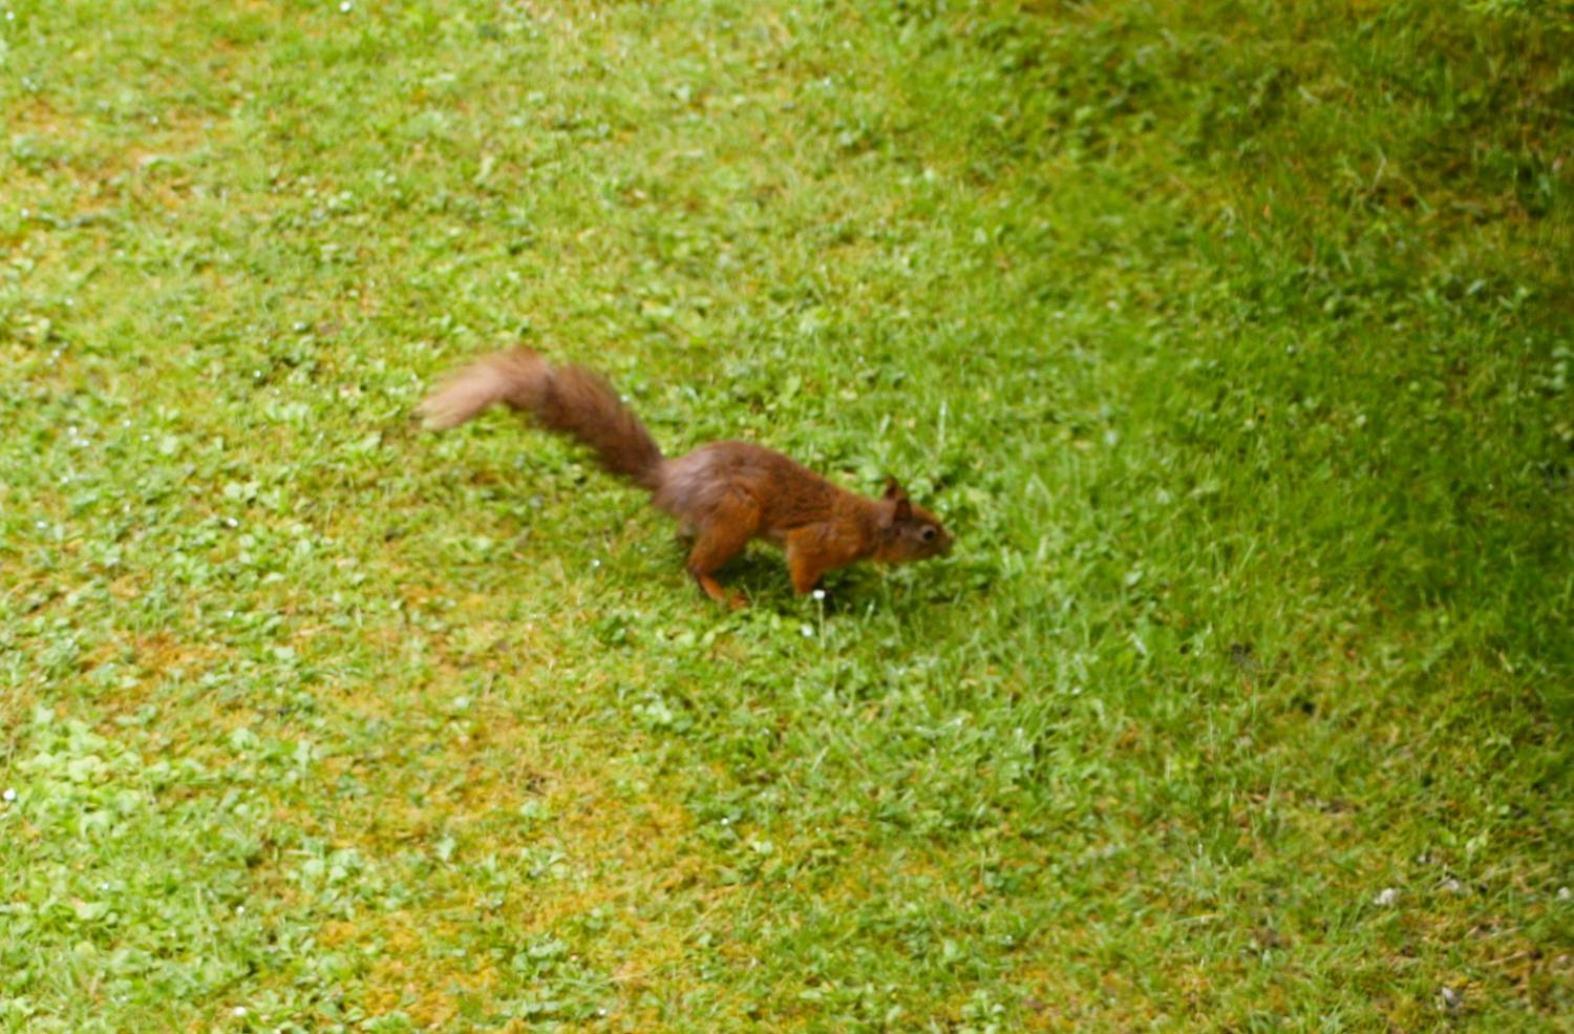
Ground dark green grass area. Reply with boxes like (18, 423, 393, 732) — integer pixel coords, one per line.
(2, 0, 1569, 1029)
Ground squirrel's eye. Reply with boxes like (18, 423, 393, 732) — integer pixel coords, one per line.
(920, 526, 936, 542)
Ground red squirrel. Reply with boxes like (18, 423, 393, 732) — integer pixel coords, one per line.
(418, 348, 952, 606)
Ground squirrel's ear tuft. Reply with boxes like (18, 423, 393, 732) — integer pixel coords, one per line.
(883, 476, 908, 502)
(893, 497, 913, 522)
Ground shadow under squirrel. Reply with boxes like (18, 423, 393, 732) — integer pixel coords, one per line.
(418, 348, 952, 607)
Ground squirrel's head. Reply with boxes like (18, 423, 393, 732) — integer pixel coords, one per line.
(874, 477, 953, 564)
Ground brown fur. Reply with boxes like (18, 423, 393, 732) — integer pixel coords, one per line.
(419, 347, 952, 605)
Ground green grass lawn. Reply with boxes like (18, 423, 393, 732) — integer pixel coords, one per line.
(2, 0, 1570, 1029)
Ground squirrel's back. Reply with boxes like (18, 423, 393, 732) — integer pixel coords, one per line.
(655, 441, 845, 532)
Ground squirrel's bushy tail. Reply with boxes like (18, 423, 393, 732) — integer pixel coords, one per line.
(418, 347, 664, 491)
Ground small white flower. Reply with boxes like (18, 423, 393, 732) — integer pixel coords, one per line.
(1373, 887, 1399, 907)
(232, 1006, 247, 1018)
(338, 0, 351, 10)
(1559, 886, 1571, 901)
(811, 589, 825, 600)
(800, 624, 814, 637)
(2, 788, 15, 802)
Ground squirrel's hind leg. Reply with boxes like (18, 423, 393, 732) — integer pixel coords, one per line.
(684, 501, 757, 609)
